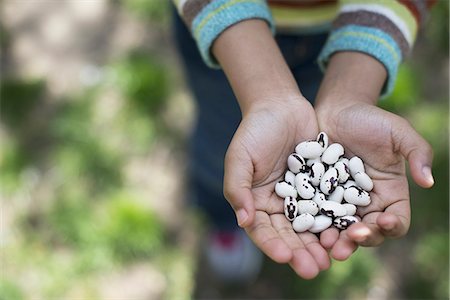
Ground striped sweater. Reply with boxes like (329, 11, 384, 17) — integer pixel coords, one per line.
(174, 0, 436, 96)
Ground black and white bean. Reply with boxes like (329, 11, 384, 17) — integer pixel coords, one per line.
(275, 132, 373, 233)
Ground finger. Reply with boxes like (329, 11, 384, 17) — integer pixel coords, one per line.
(346, 217, 385, 247)
(246, 211, 292, 263)
(271, 214, 320, 279)
(394, 118, 434, 188)
(330, 229, 358, 261)
(319, 227, 340, 249)
(377, 199, 410, 238)
(299, 232, 331, 271)
(289, 248, 320, 279)
(224, 145, 255, 227)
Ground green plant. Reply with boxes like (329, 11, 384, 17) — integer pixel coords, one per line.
(380, 64, 419, 112)
(101, 193, 164, 262)
(51, 94, 123, 193)
(0, 139, 31, 193)
(111, 51, 169, 116)
(0, 79, 45, 128)
(287, 249, 379, 298)
(121, 0, 169, 23)
(0, 280, 24, 300)
(47, 187, 96, 246)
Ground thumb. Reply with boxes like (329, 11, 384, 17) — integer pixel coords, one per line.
(395, 118, 434, 188)
(223, 143, 256, 228)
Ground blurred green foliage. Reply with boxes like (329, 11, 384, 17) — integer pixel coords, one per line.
(426, 0, 449, 55)
(47, 187, 95, 246)
(102, 193, 164, 262)
(51, 93, 123, 193)
(410, 232, 449, 298)
(0, 280, 24, 300)
(1, 41, 171, 300)
(0, 79, 48, 193)
(111, 51, 169, 116)
(0, 79, 45, 128)
(120, 0, 170, 23)
(0, 139, 30, 193)
(0, 21, 10, 50)
(381, 64, 419, 112)
(288, 250, 379, 299)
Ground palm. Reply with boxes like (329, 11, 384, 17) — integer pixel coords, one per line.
(317, 103, 412, 258)
(224, 101, 330, 278)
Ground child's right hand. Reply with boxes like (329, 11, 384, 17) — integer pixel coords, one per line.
(223, 97, 331, 279)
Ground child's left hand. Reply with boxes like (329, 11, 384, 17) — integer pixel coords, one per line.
(316, 99, 434, 260)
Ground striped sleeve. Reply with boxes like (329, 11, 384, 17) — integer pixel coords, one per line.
(318, 0, 436, 98)
(173, 0, 275, 68)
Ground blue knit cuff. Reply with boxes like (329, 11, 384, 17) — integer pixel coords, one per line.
(191, 0, 274, 69)
(318, 25, 403, 98)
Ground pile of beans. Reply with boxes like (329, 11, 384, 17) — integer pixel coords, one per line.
(274, 132, 373, 233)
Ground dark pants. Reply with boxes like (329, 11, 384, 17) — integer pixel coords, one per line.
(173, 14, 328, 230)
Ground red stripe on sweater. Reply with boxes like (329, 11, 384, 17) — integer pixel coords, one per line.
(398, 0, 421, 25)
(268, 0, 337, 8)
(426, 0, 438, 9)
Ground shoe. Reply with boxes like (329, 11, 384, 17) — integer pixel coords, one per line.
(205, 229, 263, 283)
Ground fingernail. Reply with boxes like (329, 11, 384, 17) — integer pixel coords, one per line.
(353, 226, 371, 242)
(236, 209, 248, 227)
(422, 166, 435, 186)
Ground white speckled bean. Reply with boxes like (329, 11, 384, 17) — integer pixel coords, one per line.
(284, 170, 296, 186)
(321, 143, 344, 165)
(320, 201, 347, 218)
(333, 215, 359, 230)
(320, 167, 339, 195)
(342, 203, 357, 216)
(317, 132, 329, 149)
(312, 191, 326, 207)
(284, 197, 298, 221)
(338, 157, 349, 166)
(295, 141, 324, 159)
(343, 180, 357, 189)
(297, 200, 319, 215)
(354, 172, 374, 191)
(297, 182, 316, 200)
(306, 157, 321, 167)
(310, 162, 325, 186)
(309, 215, 333, 233)
(328, 186, 345, 203)
(343, 186, 371, 206)
(292, 213, 315, 233)
(275, 181, 297, 198)
(349, 156, 365, 177)
(334, 161, 350, 183)
(295, 173, 309, 188)
(287, 153, 306, 174)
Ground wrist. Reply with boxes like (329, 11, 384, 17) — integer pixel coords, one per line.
(315, 52, 386, 113)
(315, 93, 373, 119)
(212, 19, 305, 115)
(241, 92, 309, 117)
